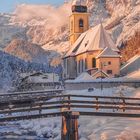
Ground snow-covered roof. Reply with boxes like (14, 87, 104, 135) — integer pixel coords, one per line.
(64, 24, 119, 58)
(126, 69, 140, 79)
(23, 73, 60, 83)
(121, 55, 140, 70)
(74, 72, 94, 81)
(96, 47, 120, 58)
(65, 31, 87, 57)
(72, 0, 87, 6)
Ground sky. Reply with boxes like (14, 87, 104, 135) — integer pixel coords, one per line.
(0, 0, 64, 13)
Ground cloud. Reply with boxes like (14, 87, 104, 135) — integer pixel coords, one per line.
(12, 3, 71, 28)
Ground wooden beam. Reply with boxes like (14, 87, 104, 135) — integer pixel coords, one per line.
(79, 111, 140, 118)
(0, 112, 62, 122)
(0, 111, 140, 122)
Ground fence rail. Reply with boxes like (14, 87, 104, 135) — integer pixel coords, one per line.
(0, 94, 140, 122)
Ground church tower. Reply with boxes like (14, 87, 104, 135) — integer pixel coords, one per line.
(70, 0, 89, 45)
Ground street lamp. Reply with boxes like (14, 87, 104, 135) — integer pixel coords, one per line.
(100, 62, 108, 91)
(100, 62, 103, 91)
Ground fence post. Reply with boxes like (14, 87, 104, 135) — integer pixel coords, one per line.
(61, 111, 79, 140)
(122, 99, 126, 112)
(68, 95, 71, 110)
(96, 97, 99, 111)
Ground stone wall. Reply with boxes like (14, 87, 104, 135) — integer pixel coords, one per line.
(65, 80, 140, 90)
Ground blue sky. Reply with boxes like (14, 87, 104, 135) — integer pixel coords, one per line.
(0, 0, 64, 13)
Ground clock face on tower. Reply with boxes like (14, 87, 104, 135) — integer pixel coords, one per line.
(72, 5, 87, 13)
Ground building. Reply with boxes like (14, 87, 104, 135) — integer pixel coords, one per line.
(17, 72, 61, 91)
(63, 0, 121, 80)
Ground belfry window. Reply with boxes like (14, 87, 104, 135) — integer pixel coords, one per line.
(79, 19, 84, 27)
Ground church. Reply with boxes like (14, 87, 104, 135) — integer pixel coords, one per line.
(63, 0, 121, 80)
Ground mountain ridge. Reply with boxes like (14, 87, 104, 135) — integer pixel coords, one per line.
(4, 38, 51, 64)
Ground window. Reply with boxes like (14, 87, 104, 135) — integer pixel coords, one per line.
(107, 70, 112, 74)
(92, 58, 96, 68)
(81, 60, 84, 72)
(71, 21, 73, 31)
(78, 61, 80, 73)
(85, 41, 89, 47)
(85, 59, 87, 69)
(108, 61, 111, 65)
(79, 19, 84, 27)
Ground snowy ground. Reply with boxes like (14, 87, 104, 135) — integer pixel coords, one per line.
(0, 86, 140, 140)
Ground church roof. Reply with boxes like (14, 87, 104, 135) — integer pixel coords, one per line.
(96, 47, 120, 58)
(64, 24, 119, 58)
(72, 0, 87, 6)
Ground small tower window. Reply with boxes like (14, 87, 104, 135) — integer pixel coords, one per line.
(79, 19, 84, 27)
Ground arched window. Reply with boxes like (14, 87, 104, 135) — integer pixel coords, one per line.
(79, 19, 84, 27)
(92, 58, 96, 68)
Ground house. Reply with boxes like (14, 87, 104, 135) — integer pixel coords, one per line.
(17, 72, 61, 91)
(63, 0, 121, 80)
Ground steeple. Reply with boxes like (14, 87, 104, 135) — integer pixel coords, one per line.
(70, 0, 89, 45)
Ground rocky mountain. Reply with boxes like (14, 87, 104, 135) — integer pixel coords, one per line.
(9, 3, 71, 55)
(4, 39, 52, 64)
(0, 13, 27, 49)
(120, 31, 140, 63)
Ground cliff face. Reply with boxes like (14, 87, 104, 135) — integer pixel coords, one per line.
(4, 39, 51, 64)
(120, 31, 140, 63)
